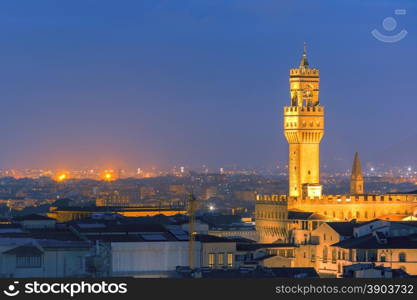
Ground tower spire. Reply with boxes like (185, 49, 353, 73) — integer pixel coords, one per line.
(350, 152, 364, 195)
(299, 42, 309, 68)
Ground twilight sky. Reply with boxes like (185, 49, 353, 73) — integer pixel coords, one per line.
(0, 0, 416, 172)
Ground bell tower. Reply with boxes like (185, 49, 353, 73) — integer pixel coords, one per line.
(350, 152, 364, 195)
(284, 44, 324, 197)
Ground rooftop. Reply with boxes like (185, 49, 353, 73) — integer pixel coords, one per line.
(3, 245, 43, 256)
(237, 243, 296, 251)
(326, 222, 356, 236)
(333, 233, 417, 249)
(51, 206, 186, 212)
(288, 210, 327, 220)
(13, 214, 55, 221)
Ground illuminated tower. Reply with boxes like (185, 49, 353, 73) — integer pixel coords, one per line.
(350, 152, 364, 195)
(284, 44, 324, 197)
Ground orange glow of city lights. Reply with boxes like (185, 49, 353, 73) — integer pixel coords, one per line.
(102, 171, 114, 181)
(56, 173, 68, 182)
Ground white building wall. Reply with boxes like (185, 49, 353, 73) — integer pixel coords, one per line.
(111, 241, 201, 276)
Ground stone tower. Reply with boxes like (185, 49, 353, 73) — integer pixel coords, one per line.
(284, 44, 324, 197)
(350, 152, 364, 195)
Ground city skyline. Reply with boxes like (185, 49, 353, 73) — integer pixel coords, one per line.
(0, 1, 416, 172)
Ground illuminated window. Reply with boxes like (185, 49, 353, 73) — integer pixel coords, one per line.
(227, 253, 233, 267)
(217, 253, 224, 265)
(311, 252, 316, 262)
(323, 246, 328, 263)
(331, 248, 337, 263)
(208, 253, 215, 268)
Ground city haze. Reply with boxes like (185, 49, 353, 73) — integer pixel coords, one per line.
(0, 0, 416, 172)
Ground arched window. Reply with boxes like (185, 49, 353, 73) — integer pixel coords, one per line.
(399, 252, 406, 262)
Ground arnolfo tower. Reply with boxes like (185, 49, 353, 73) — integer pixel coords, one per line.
(284, 44, 324, 197)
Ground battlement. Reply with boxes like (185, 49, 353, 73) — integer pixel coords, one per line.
(256, 194, 287, 204)
(284, 106, 324, 114)
(257, 193, 417, 205)
(290, 68, 319, 77)
(288, 193, 417, 205)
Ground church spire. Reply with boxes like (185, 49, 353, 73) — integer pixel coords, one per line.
(350, 152, 364, 195)
(299, 42, 309, 68)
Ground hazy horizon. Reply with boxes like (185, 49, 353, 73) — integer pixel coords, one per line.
(0, 0, 416, 172)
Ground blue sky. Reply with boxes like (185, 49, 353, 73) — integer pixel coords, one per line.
(0, 0, 416, 171)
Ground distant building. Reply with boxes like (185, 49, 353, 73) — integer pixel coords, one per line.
(96, 190, 130, 207)
(343, 263, 410, 278)
(287, 211, 328, 245)
(169, 185, 186, 196)
(1, 241, 91, 278)
(13, 214, 56, 229)
(233, 190, 256, 202)
(195, 234, 236, 269)
(71, 221, 238, 277)
(177, 267, 318, 278)
(0, 217, 91, 278)
(47, 206, 187, 222)
(140, 186, 156, 200)
(203, 186, 218, 201)
(292, 219, 417, 277)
